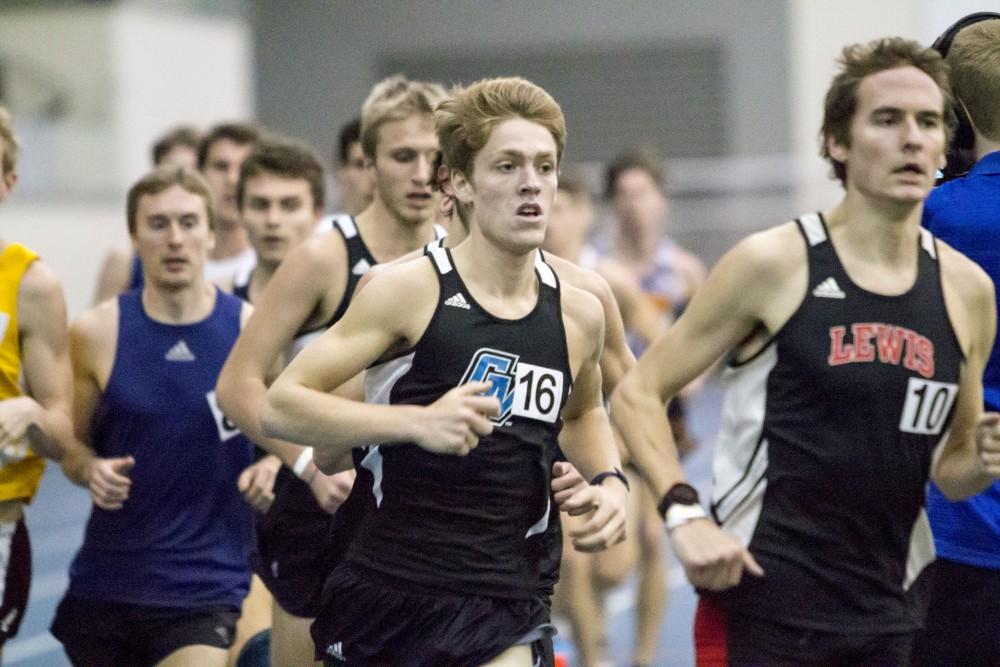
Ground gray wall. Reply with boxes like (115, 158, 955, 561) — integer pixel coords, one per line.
(253, 0, 790, 167)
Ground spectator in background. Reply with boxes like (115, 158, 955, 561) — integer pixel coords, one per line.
(332, 117, 375, 217)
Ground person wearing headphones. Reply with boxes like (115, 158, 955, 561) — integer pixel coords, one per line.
(913, 14, 1000, 667)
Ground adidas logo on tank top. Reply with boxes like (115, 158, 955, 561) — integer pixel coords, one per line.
(164, 340, 196, 362)
(351, 259, 371, 276)
(812, 276, 846, 299)
(444, 292, 471, 309)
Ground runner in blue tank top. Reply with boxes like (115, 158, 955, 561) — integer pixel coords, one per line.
(53, 167, 256, 667)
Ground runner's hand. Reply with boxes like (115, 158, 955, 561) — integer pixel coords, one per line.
(88, 456, 134, 511)
(551, 461, 587, 509)
(238, 455, 281, 513)
(306, 466, 355, 514)
(0, 396, 40, 450)
(670, 520, 764, 591)
(414, 382, 499, 455)
(976, 412, 1000, 478)
(565, 480, 628, 552)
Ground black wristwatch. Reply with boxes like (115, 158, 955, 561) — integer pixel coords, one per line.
(657, 482, 700, 520)
(658, 482, 706, 532)
(589, 468, 630, 492)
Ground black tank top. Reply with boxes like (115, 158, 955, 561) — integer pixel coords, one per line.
(713, 212, 963, 631)
(272, 216, 381, 527)
(346, 247, 572, 598)
(275, 219, 449, 562)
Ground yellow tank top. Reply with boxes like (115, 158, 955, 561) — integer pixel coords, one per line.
(0, 243, 45, 502)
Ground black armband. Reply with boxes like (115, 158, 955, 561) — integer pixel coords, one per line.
(589, 468, 630, 491)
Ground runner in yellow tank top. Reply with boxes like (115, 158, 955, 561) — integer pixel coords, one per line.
(0, 106, 73, 659)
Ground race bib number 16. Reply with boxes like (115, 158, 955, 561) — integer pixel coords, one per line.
(512, 362, 564, 423)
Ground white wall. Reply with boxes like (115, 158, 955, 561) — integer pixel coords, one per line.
(1, 202, 125, 320)
(0, 7, 117, 195)
(0, 5, 254, 319)
(112, 6, 254, 190)
(1, 4, 253, 197)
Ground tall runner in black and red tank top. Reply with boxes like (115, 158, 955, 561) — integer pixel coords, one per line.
(216, 76, 449, 666)
(265, 78, 628, 667)
(612, 38, 1000, 666)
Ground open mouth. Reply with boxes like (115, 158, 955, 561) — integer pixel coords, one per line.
(517, 203, 542, 217)
(407, 192, 433, 203)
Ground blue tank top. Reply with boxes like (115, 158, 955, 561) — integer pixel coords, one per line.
(128, 254, 143, 291)
(68, 289, 255, 608)
(923, 151, 1000, 570)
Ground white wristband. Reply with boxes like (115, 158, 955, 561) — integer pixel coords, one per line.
(292, 447, 314, 478)
(665, 503, 707, 533)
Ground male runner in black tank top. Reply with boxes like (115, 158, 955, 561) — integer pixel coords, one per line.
(216, 75, 448, 666)
(213, 138, 328, 663)
(264, 77, 628, 667)
(611, 38, 1000, 666)
(355, 164, 632, 667)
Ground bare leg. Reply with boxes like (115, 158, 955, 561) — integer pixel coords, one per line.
(480, 644, 532, 667)
(228, 574, 272, 665)
(632, 482, 667, 666)
(555, 515, 605, 667)
(156, 645, 229, 667)
(270, 601, 321, 667)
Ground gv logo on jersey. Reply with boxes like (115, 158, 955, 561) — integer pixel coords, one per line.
(460, 348, 565, 425)
(461, 349, 518, 424)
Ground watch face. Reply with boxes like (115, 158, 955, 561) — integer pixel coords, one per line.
(669, 483, 699, 505)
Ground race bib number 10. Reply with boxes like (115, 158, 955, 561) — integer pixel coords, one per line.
(899, 377, 959, 436)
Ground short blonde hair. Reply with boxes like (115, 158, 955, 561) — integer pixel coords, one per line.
(360, 75, 448, 159)
(949, 19, 1000, 142)
(0, 106, 19, 176)
(127, 166, 215, 236)
(436, 77, 566, 179)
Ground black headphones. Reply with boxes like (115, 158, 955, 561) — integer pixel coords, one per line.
(932, 12, 1000, 179)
